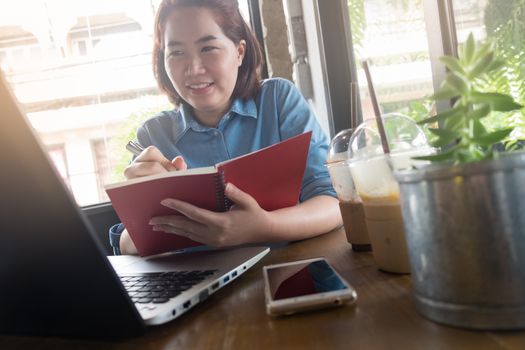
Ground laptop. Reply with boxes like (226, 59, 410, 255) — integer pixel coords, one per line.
(0, 71, 269, 337)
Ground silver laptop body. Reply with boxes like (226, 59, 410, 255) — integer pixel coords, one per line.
(0, 70, 269, 337)
(109, 246, 269, 326)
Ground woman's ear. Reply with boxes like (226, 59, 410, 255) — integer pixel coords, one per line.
(237, 40, 246, 66)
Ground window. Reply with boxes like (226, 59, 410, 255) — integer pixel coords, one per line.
(0, 51, 6, 70)
(451, 0, 525, 144)
(314, 0, 524, 148)
(347, 0, 435, 123)
(47, 144, 69, 182)
(73, 39, 88, 56)
(0, 2, 167, 206)
(0, 0, 255, 207)
(92, 139, 112, 203)
(451, 0, 487, 42)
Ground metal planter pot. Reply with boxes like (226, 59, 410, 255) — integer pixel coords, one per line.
(394, 151, 525, 330)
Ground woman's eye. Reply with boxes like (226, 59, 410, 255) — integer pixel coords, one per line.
(202, 46, 218, 53)
(168, 50, 183, 57)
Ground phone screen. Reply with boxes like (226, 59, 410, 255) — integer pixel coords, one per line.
(266, 259, 349, 301)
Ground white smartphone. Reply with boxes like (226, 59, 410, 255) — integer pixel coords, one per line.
(263, 257, 357, 316)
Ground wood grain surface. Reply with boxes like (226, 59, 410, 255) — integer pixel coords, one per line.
(1, 228, 524, 350)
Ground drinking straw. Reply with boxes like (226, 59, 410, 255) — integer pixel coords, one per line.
(350, 81, 358, 128)
(362, 60, 390, 155)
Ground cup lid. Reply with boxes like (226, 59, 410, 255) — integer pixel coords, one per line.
(327, 128, 354, 164)
(348, 113, 432, 167)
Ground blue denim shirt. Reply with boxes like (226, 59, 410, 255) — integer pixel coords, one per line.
(109, 78, 336, 253)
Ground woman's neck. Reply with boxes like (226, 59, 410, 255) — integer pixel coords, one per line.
(191, 103, 232, 128)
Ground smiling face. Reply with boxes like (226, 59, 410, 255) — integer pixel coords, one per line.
(163, 7, 246, 126)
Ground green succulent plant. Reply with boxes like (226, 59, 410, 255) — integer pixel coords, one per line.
(417, 33, 524, 164)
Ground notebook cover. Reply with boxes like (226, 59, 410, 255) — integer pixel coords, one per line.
(218, 131, 311, 211)
(106, 131, 312, 256)
(107, 172, 219, 256)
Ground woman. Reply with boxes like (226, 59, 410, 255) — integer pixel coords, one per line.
(111, 0, 341, 255)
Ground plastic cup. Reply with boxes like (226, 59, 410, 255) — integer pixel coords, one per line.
(347, 114, 433, 273)
(326, 129, 371, 251)
(349, 153, 409, 273)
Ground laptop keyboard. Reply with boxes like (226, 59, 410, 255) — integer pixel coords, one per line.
(119, 270, 217, 305)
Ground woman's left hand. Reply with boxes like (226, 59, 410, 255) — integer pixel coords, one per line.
(148, 183, 275, 247)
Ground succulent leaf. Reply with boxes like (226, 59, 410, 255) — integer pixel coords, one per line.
(440, 56, 467, 75)
(467, 104, 491, 120)
(417, 105, 464, 125)
(471, 128, 513, 147)
(470, 92, 524, 111)
(446, 73, 470, 93)
(429, 128, 459, 147)
(413, 146, 458, 162)
(468, 52, 494, 79)
(462, 33, 476, 64)
(420, 33, 523, 164)
(433, 85, 461, 100)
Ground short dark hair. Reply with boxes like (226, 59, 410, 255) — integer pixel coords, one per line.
(152, 0, 263, 106)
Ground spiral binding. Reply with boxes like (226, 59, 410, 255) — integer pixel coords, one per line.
(215, 170, 233, 211)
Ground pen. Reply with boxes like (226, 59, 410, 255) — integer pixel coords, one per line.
(126, 140, 144, 157)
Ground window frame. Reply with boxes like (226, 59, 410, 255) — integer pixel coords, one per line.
(315, 0, 462, 136)
(248, 0, 269, 79)
(422, 0, 458, 114)
(314, 1, 358, 136)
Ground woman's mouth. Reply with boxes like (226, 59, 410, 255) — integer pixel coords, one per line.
(188, 82, 213, 92)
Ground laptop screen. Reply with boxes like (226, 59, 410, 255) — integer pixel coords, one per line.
(0, 71, 145, 337)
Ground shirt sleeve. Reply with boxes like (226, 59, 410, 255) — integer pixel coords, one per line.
(273, 78, 337, 202)
(136, 122, 154, 148)
(109, 223, 126, 256)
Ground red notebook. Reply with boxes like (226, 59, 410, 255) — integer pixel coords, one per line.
(105, 131, 312, 256)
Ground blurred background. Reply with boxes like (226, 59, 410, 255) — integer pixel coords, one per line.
(1, 0, 523, 207)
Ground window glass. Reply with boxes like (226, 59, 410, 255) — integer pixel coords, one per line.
(450, 0, 487, 42)
(238, 0, 251, 23)
(47, 144, 69, 181)
(0, 0, 251, 206)
(451, 0, 525, 145)
(347, 0, 435, 123)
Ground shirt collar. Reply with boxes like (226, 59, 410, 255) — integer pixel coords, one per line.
(179, 98, 258, 132)
(230, 98, 257, 119)
(179, 103, 206, 132)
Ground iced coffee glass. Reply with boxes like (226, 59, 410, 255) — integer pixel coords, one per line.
(347, 114, 432, 273)
(326, 129, 371, 251)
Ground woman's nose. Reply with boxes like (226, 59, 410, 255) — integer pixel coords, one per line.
(185, 55, 205, 76)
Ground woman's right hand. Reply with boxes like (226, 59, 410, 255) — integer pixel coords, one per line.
(124, 146, 187, 179)
(120, 146, 187, 255)
(119, 229, 138, 255)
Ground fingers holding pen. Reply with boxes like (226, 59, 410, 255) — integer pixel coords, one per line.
(124, 146, 187, 179)
(171, 155, 187, 170)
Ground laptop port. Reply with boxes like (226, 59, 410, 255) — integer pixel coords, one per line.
(232, 271, 238, 278)
(223, 275, 230, 283)
(199, 290, 209, 302)
(211, 281, 220, 290)
(172, 309, 177, 316)
(183, 300, 191, 309)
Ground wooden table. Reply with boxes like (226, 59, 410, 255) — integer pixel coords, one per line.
(1, 228, 524, 349)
